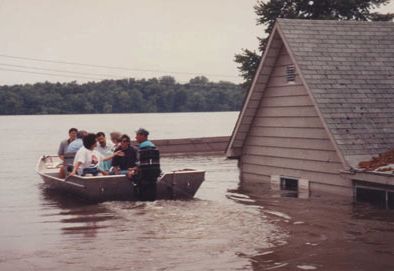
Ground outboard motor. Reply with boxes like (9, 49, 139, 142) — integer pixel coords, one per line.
(135, 147, 161, 201)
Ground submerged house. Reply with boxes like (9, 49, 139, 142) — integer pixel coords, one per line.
(227, 19, 394, 201)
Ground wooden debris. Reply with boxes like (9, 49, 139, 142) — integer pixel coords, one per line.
(358, 149, 394, 170)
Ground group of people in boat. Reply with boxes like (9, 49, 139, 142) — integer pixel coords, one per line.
(57, 128, 160, 201)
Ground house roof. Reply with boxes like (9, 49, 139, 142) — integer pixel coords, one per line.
(227, 19, 394, 168)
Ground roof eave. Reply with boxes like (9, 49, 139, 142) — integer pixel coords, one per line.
(226, 22, 282, 158)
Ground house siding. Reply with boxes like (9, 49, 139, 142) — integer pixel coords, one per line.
(240, 46, 350, 194)
(229, 32, 283, 156)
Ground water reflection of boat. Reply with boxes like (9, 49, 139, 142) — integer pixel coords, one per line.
(36, 155, 205, 202)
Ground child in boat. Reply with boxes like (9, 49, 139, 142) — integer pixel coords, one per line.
(70, 133, 122, 176)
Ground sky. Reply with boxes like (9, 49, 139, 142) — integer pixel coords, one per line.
(0, 0, 393, 86)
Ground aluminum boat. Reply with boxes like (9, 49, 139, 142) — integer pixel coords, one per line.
(36, 155, 205, 202)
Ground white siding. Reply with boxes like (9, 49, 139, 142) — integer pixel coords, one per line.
(241, 46, 349, 193)
(231, 33, 283, 150)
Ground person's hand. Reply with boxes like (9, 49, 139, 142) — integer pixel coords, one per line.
(114, 167, 120, 175)
(114, 150, 125, 157)
(69, 171, 76, 177)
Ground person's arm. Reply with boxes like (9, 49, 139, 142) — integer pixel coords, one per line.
(69, 161, 82, 176)
(103, 150, 124, 161)
(58, 141, 66, 161)
(132, 147, 138, 167)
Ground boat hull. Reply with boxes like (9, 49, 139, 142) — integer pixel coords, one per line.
(36, 156, 205, 202)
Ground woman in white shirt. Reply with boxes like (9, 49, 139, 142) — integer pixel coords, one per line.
(70, 133, 122, 176)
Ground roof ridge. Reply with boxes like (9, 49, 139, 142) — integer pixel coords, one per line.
(277, 18, 394, 25)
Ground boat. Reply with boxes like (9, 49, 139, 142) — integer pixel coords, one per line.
(36, 155, 205, 202)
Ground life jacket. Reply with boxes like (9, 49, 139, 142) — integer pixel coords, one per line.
(137, 147, 161, 183)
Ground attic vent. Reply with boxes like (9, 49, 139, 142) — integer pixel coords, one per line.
(286, 64, 296, 83)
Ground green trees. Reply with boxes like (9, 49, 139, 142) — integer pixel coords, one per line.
(0, 76, 245, 115)
(235, 0, 394, 86)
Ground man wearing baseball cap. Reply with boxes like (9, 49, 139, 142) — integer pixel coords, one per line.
(135, 128, 156, 149)
(132, 128, 160, 201)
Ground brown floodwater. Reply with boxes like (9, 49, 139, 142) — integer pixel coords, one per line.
(0, 112, 393, 270)
(235, 185, 394, 271)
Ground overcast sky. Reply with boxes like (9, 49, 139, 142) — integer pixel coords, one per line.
(0, 0, 393, 85)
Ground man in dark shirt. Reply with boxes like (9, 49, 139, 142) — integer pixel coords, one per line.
(111, 134, 137, 174)
(133, 128, 160, 201)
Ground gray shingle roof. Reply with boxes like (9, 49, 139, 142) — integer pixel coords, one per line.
(277, 19, 394, 165)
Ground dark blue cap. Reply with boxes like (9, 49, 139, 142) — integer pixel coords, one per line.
(136, 128, 149, 136)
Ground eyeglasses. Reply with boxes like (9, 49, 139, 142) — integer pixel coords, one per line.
(121, 140, 130, 143)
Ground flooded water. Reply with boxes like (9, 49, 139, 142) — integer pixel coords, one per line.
(0, 112, 393, 271)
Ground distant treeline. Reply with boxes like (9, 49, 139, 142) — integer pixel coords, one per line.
(0, 76, 245, 115)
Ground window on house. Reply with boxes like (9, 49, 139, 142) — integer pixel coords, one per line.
(286, 64, 296, 83)
(356, 187, 387, 208)
(389, 192, 394, 209)
(272, 176, 309, 199)
(280, 176, 298, 191)
(355, 184, 394, 209)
